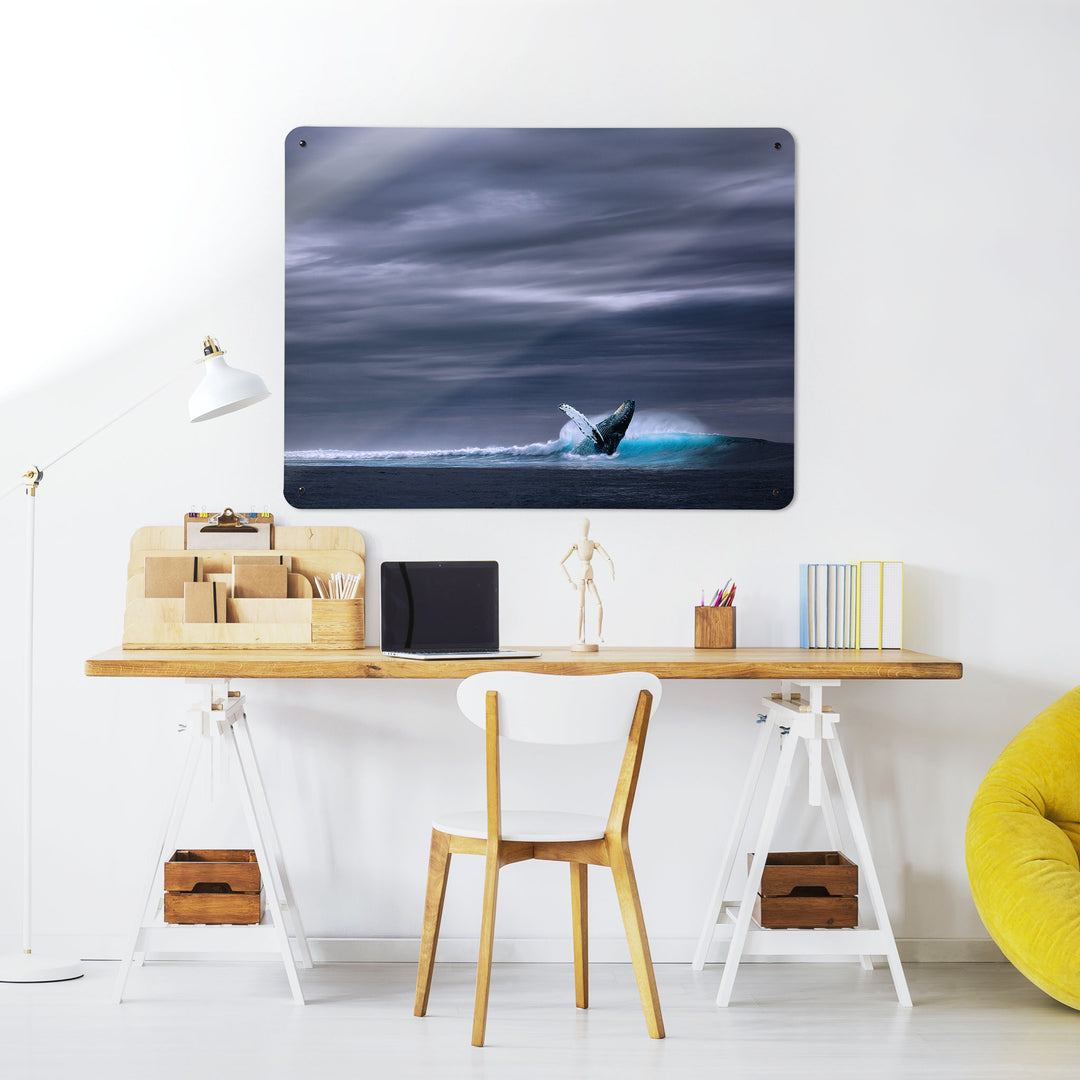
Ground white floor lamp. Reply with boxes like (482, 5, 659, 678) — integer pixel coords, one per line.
(0, 336, 269, 983)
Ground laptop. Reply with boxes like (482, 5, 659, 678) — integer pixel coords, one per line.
(380, 561, 541, 660)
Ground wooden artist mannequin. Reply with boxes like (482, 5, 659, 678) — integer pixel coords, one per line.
(559, 518, 614, 651)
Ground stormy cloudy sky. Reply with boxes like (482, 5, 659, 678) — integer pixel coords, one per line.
(284, 127, 794, 452)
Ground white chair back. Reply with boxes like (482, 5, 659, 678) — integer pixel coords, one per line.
(456, 671, 662, 745)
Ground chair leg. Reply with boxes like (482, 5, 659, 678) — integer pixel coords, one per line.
(414, 829, 452, 1017)
(570, 862, 589, 1009)
(472, 848, 501, 1047)
(609, 843, 664, 1039)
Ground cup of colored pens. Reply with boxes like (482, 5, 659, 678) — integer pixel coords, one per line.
(695, 581, 736, 648)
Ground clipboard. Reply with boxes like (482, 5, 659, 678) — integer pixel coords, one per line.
(184, 508, 273, 550)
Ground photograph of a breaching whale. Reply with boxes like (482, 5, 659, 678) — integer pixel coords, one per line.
(284, 127, 794, 509)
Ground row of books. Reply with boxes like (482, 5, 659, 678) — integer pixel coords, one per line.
(799, 562, 903, 649)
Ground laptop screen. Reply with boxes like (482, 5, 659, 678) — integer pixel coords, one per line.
(380, 561, 500, 652)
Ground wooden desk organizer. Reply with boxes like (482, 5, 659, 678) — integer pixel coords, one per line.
(123, 525, 365, 649)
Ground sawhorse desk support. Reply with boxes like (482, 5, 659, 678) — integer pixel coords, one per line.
(115, 680, 312, 1004)
(86, 647, 961, 1005)
(692, 681, 912, 1007)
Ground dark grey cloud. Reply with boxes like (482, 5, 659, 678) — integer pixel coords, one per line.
(285, 127, 794, 449)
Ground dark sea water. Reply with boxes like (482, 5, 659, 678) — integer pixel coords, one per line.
(284, 430, 793, 509)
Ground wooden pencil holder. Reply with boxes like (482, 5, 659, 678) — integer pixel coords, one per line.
(695, 605, 736, 649)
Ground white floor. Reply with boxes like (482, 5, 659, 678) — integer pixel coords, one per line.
(4, 961, 1080, 1080)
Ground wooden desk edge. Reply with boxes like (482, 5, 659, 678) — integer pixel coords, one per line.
(85, 646, 963, 681)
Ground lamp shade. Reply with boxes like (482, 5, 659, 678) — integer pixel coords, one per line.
(188, 341, 270, 422)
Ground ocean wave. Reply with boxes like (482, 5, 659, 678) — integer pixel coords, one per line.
(284, 409, 792, 471)
(285, 433, 777, 471)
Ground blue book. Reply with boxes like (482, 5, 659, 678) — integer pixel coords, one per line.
(799, 564, 810, 648)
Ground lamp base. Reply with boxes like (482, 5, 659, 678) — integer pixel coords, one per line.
(0, 952, 84, 983)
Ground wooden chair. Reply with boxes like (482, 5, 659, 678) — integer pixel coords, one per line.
(413, 671, 665, 1046)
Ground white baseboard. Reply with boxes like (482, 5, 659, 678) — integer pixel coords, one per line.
(303, 936, 1007, 965)
(6, 934, 1007, 965)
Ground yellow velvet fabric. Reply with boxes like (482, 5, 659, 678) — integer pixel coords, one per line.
(966, 685, 1080, 1009)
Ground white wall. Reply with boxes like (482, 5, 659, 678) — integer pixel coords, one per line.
(2, 0, 1078, 960)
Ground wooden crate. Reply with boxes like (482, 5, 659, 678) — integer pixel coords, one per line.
(751, 851, 858, 929)
(164, 849, 262, 925)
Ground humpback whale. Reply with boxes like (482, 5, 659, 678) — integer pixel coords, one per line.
(558, 400, 636, 456)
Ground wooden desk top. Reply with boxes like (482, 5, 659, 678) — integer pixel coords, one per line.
(85, 646, 962, 681)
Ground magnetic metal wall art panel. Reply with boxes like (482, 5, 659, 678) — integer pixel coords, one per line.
(285, 127, 794, 509)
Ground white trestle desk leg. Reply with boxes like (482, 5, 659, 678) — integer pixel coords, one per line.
(825, 734, 912, 1005)
(232, 713, 313, 969)
(692, 711, 776, 970)
(716, 724, 801, 1006)
(815, 747, 843, 849)
(701, 681, 908, 1007)
(115, 728, 203, 1003)
(116, 681, 309, 1004)
(225, 722, 305, 1003)
(804, 684, 873, 972)
(806, 683, 825, 808)
(810, 741, 874, 972)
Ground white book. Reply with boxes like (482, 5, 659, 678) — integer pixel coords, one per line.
(835, 563, 846, 648)
(826, 564, 837, 648)
(881, 561, 904, 648)
(858, 561, 882, 649)
(815, 564, 828, 648)
(848, 563, 858, 647)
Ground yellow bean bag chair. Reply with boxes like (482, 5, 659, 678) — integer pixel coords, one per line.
(966, 685, 1080, 1009)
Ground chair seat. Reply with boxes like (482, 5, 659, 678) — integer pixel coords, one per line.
(432, 809, 607, 843)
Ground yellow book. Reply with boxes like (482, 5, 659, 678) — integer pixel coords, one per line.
(881, 561, 903, 649)
(858, 561, 882, 649)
